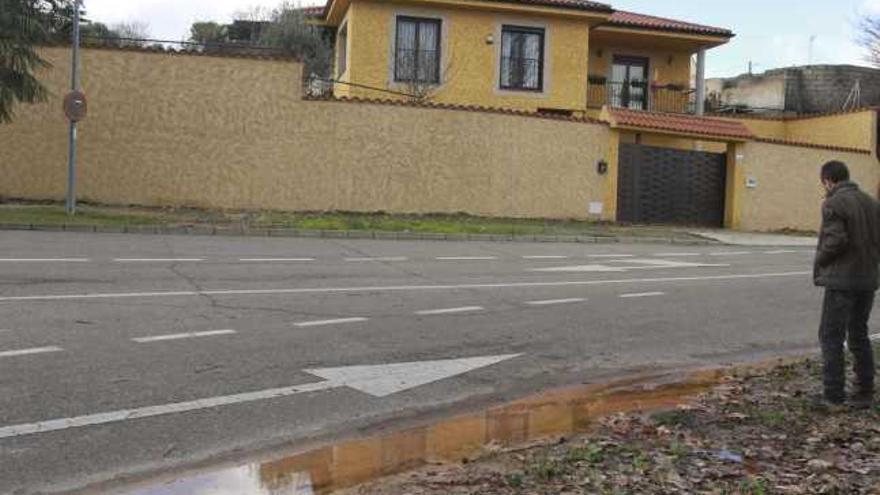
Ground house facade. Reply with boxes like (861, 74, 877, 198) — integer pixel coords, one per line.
(310, 0, 733, 116)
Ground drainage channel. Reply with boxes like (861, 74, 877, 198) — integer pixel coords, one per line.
(105, 368, 733, 495)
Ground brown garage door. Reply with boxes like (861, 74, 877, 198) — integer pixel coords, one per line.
(617, 143, 727, 227)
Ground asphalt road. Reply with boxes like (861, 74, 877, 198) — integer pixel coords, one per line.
(0, 231, 850, 494)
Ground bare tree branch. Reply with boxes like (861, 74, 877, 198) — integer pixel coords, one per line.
(858, 15, 880, 68)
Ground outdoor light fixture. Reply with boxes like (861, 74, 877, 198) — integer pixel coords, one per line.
(597, 159, 609, 175)
(486, 34, 494, 44)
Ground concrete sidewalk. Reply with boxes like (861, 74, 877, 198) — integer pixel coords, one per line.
(693, 231, 817, 247)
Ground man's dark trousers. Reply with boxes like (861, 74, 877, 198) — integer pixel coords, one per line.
(819, 290, 876, 403)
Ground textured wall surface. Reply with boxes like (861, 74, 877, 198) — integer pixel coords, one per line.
(784, 110, 877, 151)
(0, 47, 613, 220)
(4, 47, 877, 232)
(735, 142, 880, 232)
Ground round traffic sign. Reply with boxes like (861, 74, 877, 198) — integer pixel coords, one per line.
(63, 91, 88, 122)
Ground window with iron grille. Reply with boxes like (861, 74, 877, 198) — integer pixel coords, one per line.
(500, 26, 544, 91)
(394, 17, 441, 84)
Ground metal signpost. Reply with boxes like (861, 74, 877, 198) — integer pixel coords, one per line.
(65, 0, 84, 216)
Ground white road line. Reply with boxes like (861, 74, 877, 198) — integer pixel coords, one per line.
(436, 256, 498, 261)
(870, 333, 880, 341)
(0, 380, 335, 440)
(416, 306, 484, 316)
(114, 258, 204, 262)
(239, 258, 316, 262)
(619, 292, 666, 298)
(526, 298, 586, 306)
(587, 254, 634, 258)
(709, 252, 752, 257)
(0, 271, 812, 303)
(0, 258, 89, 264)
(522, 255, 569, 260)
(132, 329, 237, 343)
(653, 253, 701, 257)
(294, 317, 369, 328)
(0, 346, 64, 358)
(345, 257, 409, 262)
(763, 250, 799, 255)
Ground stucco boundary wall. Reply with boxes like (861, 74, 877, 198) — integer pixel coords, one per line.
(732, 141, 879, 232)
(718, 108, 879, 152)
(0, 47, 614, 221)
(1, 47, 878, 233)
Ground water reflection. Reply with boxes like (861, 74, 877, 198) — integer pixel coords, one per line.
(122, 369, 720, 495)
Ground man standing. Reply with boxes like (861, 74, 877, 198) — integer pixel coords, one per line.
(814, 160, 880, 410)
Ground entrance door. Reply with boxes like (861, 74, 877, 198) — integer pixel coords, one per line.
(617, 144, 727, 227)
(611, 56, 648, 110)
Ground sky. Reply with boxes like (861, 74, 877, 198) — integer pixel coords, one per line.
(81, 0, 880, 78)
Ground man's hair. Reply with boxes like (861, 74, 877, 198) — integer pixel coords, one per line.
(821, 161, 850, 183)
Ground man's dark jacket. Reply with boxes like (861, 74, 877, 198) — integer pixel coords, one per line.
(814, 181, 880, 291)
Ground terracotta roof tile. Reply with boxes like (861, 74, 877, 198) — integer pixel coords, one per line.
(310, 0, 612, 18)
(609, 108, 753, 140)
(608, 11, 733, 37)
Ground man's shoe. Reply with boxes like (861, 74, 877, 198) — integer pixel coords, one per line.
(849, 391, 875, 411)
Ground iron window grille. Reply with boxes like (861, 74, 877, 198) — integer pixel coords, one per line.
(500, 26, 545, 91)
(394, 17, 442, 84)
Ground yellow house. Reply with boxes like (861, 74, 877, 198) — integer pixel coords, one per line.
(309, 0, 733, 115)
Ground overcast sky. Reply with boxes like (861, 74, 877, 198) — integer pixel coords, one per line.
(82, 0, 880, 78)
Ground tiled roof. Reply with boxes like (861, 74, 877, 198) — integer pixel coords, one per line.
(310, 0, 612, 18)
(607, 11, 733, 37)
(304, 95, 609, 125)
(608, 108, 753, 140)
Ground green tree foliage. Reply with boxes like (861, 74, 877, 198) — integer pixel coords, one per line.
(189, 21, 227, 46)
(859, 15, 880, 68)
(0, 0, 74, 123)
(259, 3, 333, 77)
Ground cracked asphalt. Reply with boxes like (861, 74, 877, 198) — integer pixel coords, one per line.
(0, 231, 841, 494)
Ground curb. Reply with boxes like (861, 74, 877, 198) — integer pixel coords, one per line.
(0, 223, 717, 246)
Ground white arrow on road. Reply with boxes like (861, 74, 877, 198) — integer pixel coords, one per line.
(0, 354, 520, 440)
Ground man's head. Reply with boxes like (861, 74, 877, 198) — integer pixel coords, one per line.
(821, 160, 850, 192)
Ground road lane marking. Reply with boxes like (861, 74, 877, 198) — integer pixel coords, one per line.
(709, 252, 752, 257)
(763, 250, 799, 255)
(132, 329, 237, 343)
(0, 346, 63, 358)
(522, 255, 569, 260)
(345, 257, 408, 262)
(294, 317, 368, 328)
(114, 258, 204, 262)
(436, 256, 498, 261)
(0, 258, 90, 263)
(0, 271, 812, 302)
(0, 354, 519, 440)
(526, 298, 586, 306)
(871, 334, 880, 341)
(239, 258, 316, 262)
(587, 254, 634, 258)
(653, 253, 701, 257)
(619, 292, 666, 298)
(531, 264, 627, 273)
(416, 306, 484, 316)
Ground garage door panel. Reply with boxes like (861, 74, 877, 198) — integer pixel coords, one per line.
(617, 144, 726, 227)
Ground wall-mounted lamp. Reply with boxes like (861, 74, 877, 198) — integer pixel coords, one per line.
(486, 34, 494, 45)
(597, 159, 609, 175)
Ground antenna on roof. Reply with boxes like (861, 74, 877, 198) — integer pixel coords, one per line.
(842, 80, 862, 111)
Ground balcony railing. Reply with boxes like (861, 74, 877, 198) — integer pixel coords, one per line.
(588, 80, 695, 114)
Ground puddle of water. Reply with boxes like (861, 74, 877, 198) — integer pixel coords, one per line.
(118, 369, 723, 495)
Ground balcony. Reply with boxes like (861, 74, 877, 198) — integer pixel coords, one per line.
(588, 79, 695, 114)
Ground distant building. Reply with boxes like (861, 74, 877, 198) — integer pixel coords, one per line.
(707, 65, 880, 115)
